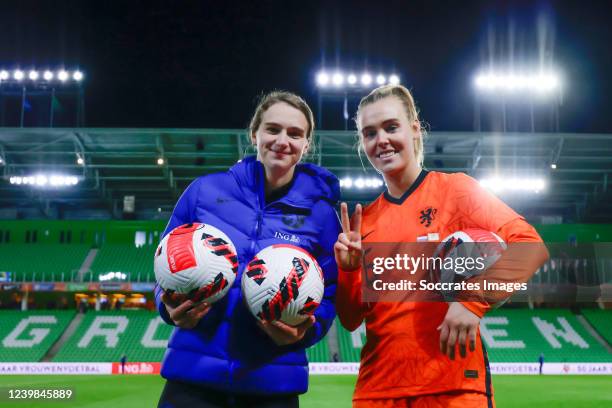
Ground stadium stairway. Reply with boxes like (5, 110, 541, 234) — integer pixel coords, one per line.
(575, 314, 612, 353)
(76, 248, 98, 281)
(41, 312, 85, 362)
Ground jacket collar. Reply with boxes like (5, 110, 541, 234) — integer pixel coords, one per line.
(229, 156, 340, 209)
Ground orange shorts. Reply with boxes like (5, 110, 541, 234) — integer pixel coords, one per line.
(353, 391, 494, 408)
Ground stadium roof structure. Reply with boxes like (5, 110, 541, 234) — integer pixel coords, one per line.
(0, 128, 610, 222)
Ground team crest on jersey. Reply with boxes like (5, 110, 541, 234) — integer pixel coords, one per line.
(282, 214, 306, 229)
(419, 206, 437, 227)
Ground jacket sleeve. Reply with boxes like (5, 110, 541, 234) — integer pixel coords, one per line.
(155, 178, 201, 326)
(296, 203, 341, 348)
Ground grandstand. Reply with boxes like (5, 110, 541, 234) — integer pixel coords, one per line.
(1, 308, 610, 365)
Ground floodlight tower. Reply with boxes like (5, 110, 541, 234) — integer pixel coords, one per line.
(314, 68, 400, 130)
(472, 69, 563, 133)
(0, 67, 85, 127)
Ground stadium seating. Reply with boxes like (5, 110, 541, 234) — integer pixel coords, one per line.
(479, 309, 611, 362)
(336, 319, 365, 362)
(53, 310, 172, 362)
(0, 244, 90, 281)
(89, 244, 157, 282)
(2, 308, 610, 364)
(335, 310, 612, 363)
(306, 337, 331, 362)
(581, 309, 612, 346)
(0, 311, 75, 362)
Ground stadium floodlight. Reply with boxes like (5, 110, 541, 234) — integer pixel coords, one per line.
(332, 72, 344, 87)
(13, 70, 24, 81)
(99, 271, 127, 281)
(57, 70, 69, 82)
(479, 176, 546, 193)
(550, 163, 557, 169)
(10, 174, 79, 187)
(0, 70, 8, 80)
(340, 176, 384, 189)
(43, 70, 54, 81)
(316, 71, 330, 87)
(316, 69, 400, 90)
(361, 73, 372, 86)
(28, 70, 39, 81)
(474, 71, 561, 94)
(157, 157, 165, 165)
(72, 70, 83, 81)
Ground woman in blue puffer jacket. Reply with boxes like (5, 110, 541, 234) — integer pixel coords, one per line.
(156, 91, 341, 408)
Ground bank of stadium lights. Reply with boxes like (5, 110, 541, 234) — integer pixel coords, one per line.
(0, 68, 84, 85)
(9, 175, 79, 187)
(316, 70, 400, 89)
(479, 177, 546, 194)
(340, 177, 384, 189)
(99, 272, 127, 282)
(473, 71, 561, 94)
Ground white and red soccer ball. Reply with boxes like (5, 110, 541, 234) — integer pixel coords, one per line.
(433, 228, 507, 284)
(154, 223, 239, 305)
(241, 244, 324, 326)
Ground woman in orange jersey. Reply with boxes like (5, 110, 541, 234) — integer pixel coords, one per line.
(335, 84, 548, 408)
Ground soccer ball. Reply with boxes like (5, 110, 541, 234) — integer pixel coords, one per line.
(433, 229, 507, 283)
(154, 223, 238, 305)
(242, 244, 324, 326)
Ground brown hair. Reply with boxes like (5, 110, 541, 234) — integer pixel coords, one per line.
(249, 91, 315, 141)
(355, 85, 425, 167)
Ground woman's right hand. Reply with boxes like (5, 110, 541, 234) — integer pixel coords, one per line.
(334, 202, 363, 271)
(161, 293, 211, 329)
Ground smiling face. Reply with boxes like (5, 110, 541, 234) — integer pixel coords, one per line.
(358, 96, 421, 178)
(251, 102, 310, 181)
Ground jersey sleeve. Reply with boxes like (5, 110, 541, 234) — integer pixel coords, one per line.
(450, 173, 522, 232)
(451, 176, 549, 317)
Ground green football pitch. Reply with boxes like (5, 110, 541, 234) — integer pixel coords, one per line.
(0, 375, 611, 407)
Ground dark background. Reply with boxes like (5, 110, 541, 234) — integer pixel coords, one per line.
(0, 0, 610, 131)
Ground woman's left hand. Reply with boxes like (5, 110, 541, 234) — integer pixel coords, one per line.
(438, 302, 480, 359)
(257, 316, 316, 346)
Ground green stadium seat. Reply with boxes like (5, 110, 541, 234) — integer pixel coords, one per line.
(0, 244, 90, 281)
(335, 310, 612, 364)
(482, 309, 612, 362)
(306, 337, 331, 362)
(336, 319, 365, 362)
(53, 310, 172, 362)
(90, 244, 156, 282)
(0, 311, 75, 362)
(581, 309, 612, 346)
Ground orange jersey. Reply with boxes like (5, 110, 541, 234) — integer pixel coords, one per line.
(337, 170, 545, 401)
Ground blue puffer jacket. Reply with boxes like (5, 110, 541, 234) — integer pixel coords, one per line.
(154, 156, 341, 395)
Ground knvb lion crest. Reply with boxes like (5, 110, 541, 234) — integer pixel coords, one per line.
(282, 214, 306, 229)
(419, 207, 437, 227)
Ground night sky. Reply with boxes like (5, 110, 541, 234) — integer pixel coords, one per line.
(1, 0, 611, 132)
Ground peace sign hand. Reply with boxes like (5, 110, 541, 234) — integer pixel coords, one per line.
(334, 202, 363, 271)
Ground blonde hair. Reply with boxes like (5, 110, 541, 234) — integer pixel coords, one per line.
(355, 84, 425, 167)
